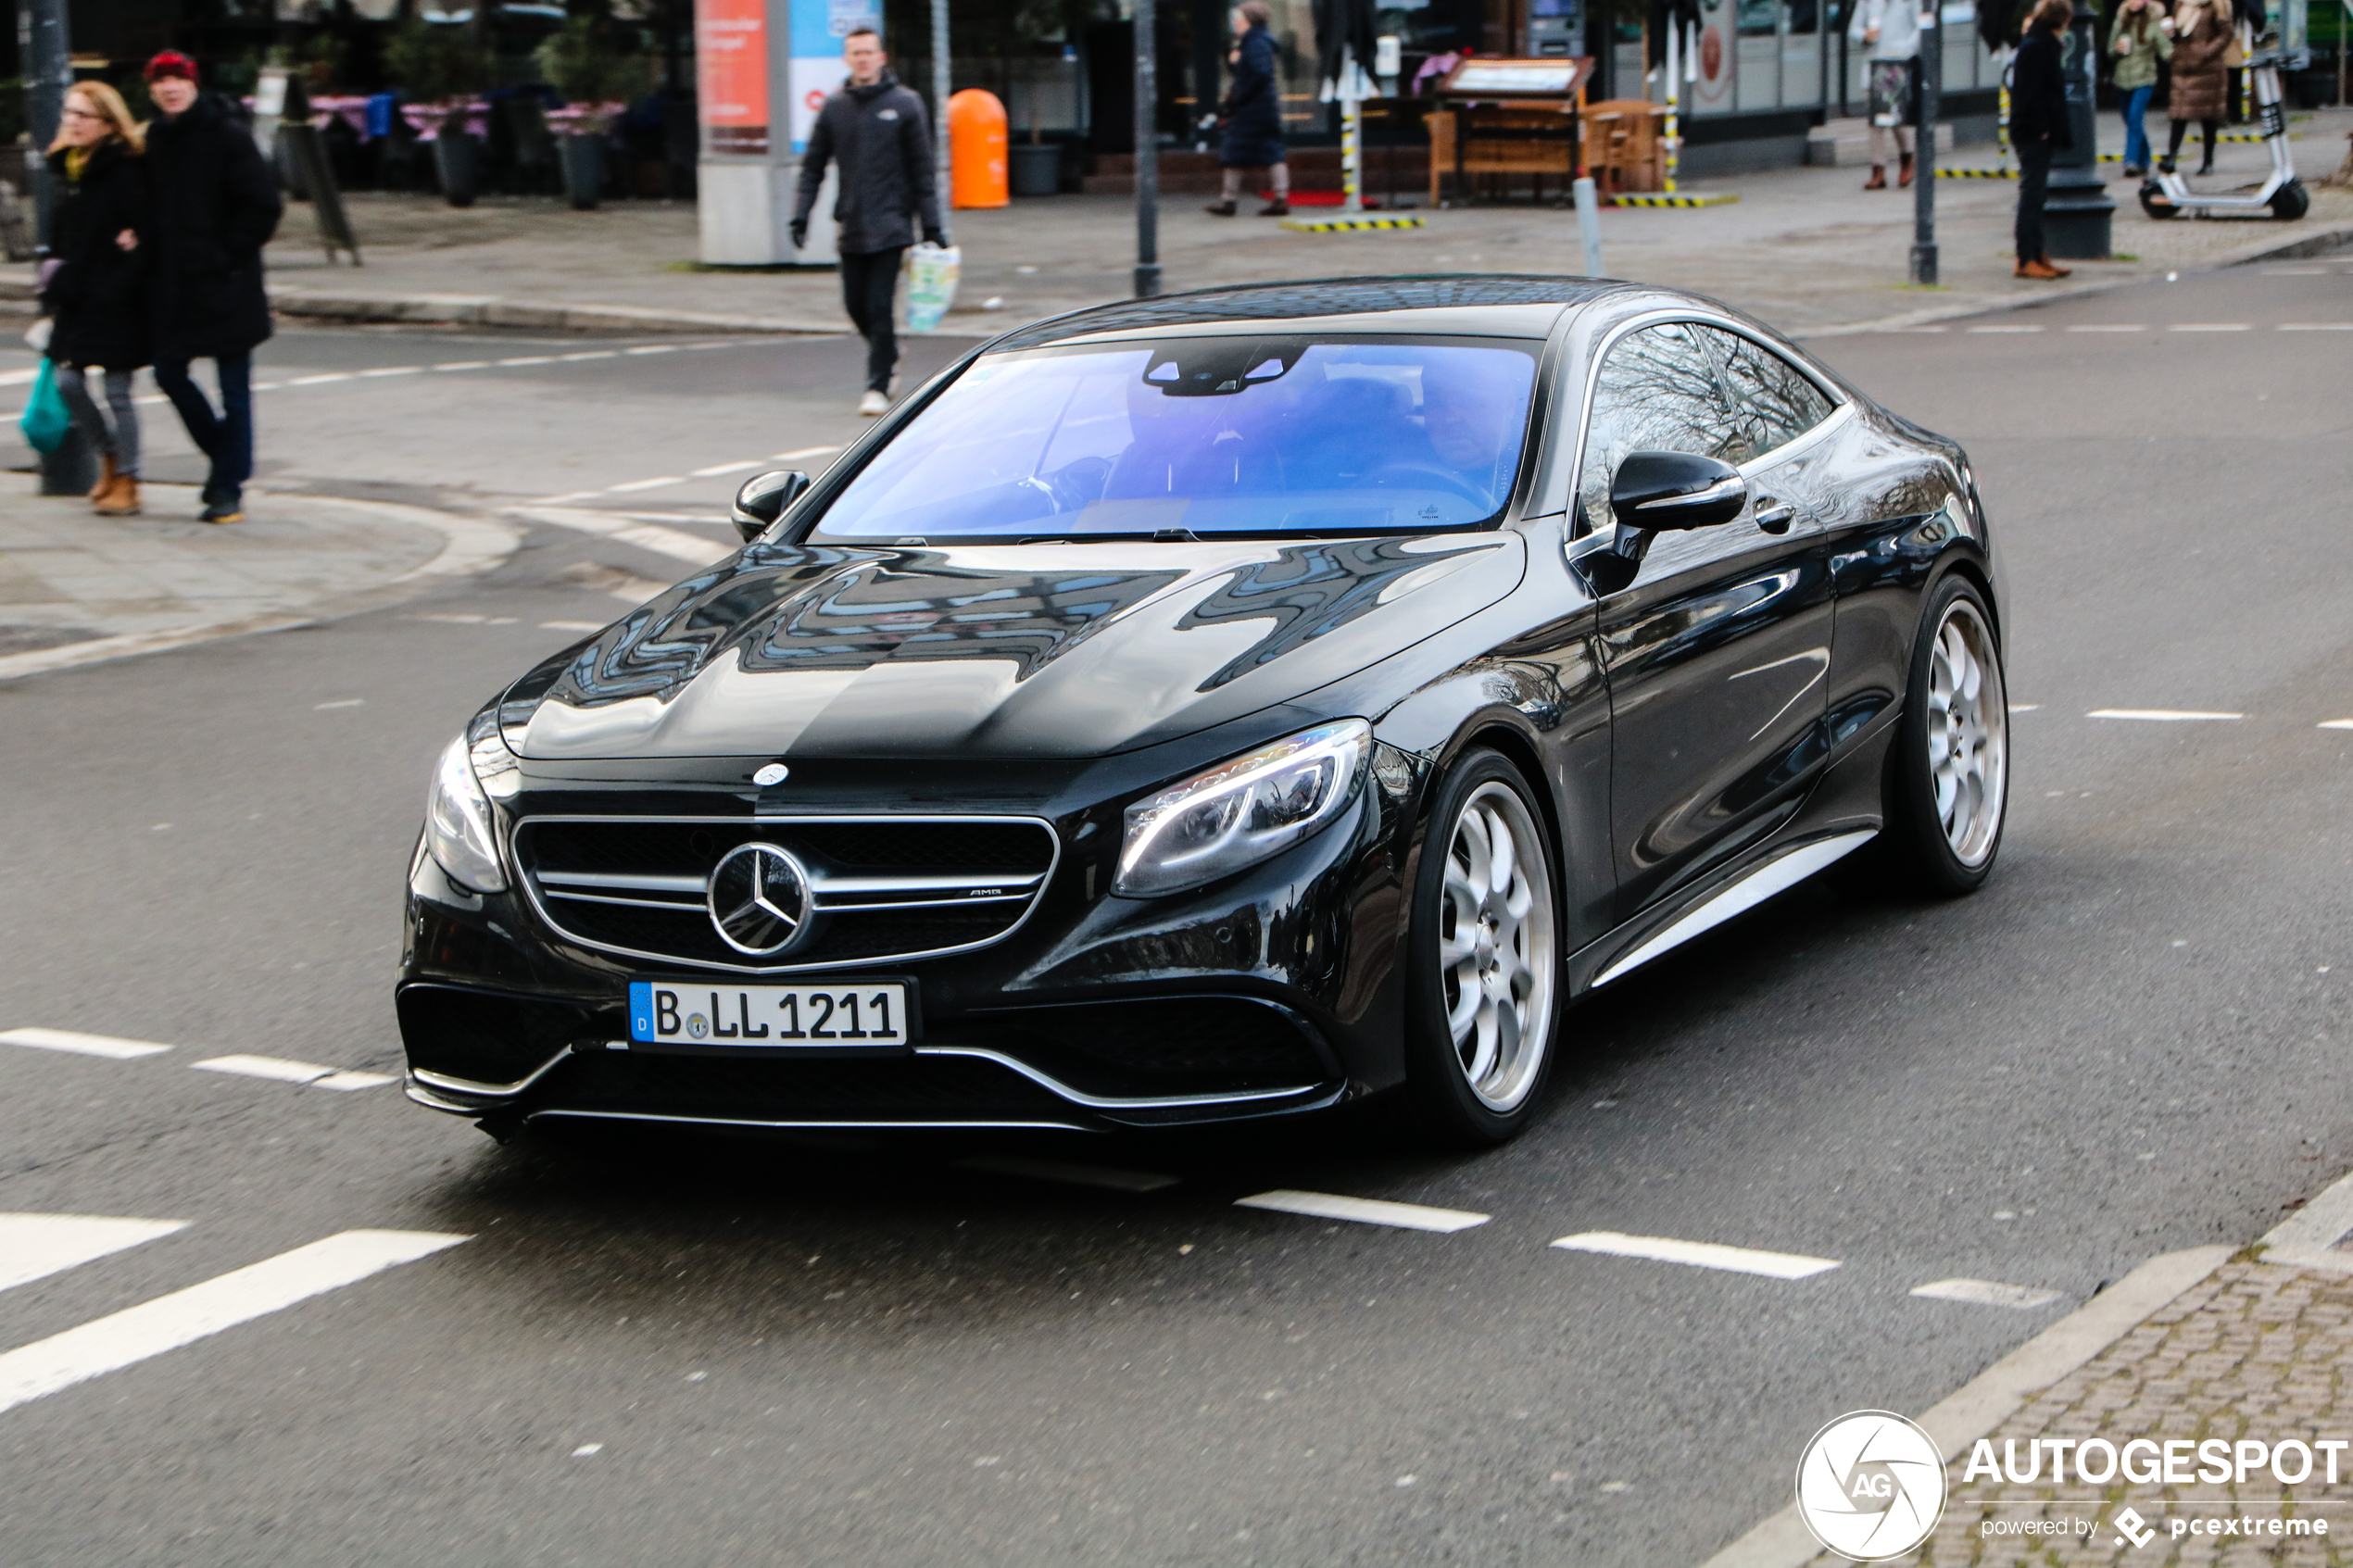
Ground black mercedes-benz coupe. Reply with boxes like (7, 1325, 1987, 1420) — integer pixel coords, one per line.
(399, 276, 2007, 1146)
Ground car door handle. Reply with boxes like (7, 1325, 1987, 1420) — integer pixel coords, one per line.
(1754, 499, 1797, 535)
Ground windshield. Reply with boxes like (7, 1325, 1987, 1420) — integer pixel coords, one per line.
(808, 337, 1541, 542)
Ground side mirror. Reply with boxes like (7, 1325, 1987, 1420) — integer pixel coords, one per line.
(1609, 451, 1747, 533)
(731, 470, 811, 543)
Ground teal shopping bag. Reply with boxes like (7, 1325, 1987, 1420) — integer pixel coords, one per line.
(19, 358, 69, 454)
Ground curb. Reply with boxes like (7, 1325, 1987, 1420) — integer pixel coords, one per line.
(1696, 1164, 2353, 1568)
(1796, 218, 2353, 339)
(0, 488, 520, 684)
(263, 288, 1004, 339)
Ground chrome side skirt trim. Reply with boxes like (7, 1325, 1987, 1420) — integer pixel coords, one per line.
(1590, 829, 1879, 988)
(527, 1109, 1091, 1133)
(912, 1045, 1326, 1110)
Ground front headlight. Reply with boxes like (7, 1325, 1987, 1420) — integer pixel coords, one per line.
(1114, 720, 1371, 897)
(423, 729, 510, 894)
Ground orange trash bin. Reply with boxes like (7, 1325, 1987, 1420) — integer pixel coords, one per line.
(949, 88, 1009, 209)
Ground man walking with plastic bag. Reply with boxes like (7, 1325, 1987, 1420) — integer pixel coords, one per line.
(790, 27, 945, 416)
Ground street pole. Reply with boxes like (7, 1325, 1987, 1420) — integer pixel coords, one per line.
(932, 0, 952, 246)
(21, 0, 93, 497)
(2041, 0, 2115, 257)
(1909, 4, 1941, 284)
(1134, 0, 1161, 296)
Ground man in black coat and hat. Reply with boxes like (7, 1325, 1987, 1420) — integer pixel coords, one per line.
(141, 52, 283, 523)
(790, 28, 944, 418)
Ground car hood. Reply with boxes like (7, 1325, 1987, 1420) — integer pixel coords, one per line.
(506, 533, 1525, 760)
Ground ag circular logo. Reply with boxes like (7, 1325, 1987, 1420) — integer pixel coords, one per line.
(706, 841, 812, 957)
(1794, 1411, 1946, 1562)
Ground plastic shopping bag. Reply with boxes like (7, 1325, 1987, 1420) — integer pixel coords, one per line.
(902, 243, 962, 334)
(19, 358, 69, 455)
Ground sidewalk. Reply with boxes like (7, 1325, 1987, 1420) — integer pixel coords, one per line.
(0, 481, 514, 682)
(0, 105, 2324, 342)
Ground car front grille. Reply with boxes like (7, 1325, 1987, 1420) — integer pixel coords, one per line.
(513, 814, 1060, 973)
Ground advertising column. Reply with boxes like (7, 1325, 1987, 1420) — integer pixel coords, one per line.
(700, 0, 876, 266)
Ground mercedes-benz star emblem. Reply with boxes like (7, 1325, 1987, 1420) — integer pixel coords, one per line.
(752, 762, 789, 787)
(706, 841, 812, 957)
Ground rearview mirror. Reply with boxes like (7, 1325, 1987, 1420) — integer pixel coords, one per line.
(1609, 451, 1747, 533)
(731, 470, 812, 542)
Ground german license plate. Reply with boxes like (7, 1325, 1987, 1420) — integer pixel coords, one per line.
(627, 981, 914, 1048)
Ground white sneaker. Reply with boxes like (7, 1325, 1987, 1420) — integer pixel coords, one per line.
(858, 389, 888, 416)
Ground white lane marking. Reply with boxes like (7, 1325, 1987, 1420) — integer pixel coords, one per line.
(607, 476, 686, 493)
(690, 459, 762, 478)
(2008, 703, 2040, 712)
(359, 365, 424, 378)
(0, 368, 40, 386)
(251, 382, 283, 391)
(287, 372, 353, 384)
(193, 1055, 390, 1089)
(2086, 709, 2244, 721)
(0, 1230, 469, 1417)
(573, 1442, 604, 1457)
(506, 506, 732, 567)
(958, 1156, 1181, 1193)
(497, 355, 557, 366)
(1, 1027, 171, 1060)
(525, 490, 605, 505)
(2171, 323, 2250, 332)
(1882, 326, 1948, 333)
(2065, 323, 2144, 332)
(1550, 1231, 1840, 1279)
(774, 445, 842, 460)
(0, 1215, 188, 1294)
(1235, 1190, 1489, 1232)
(2322, 720, 2353, 731)
(1965, 325, 2043, 333)
(432, 360, 490, 371)
(541, 620, 608, 632)
(560, 350, 619, 362)
(2279, 322, 2353, 331)
(313, 698, 364, 710)
(624, 345, 678, 355)
(1910, 1277, 2064, 1309)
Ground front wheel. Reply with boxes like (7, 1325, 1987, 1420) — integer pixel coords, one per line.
(1881, 577, 2009, 896)
(2270, 179, 2310, 220)
(1403, 752, 1560, 1145)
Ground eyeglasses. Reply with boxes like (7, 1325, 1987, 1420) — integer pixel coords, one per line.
(61, 107, 104, 121)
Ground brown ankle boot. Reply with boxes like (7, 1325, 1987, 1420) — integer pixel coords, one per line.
(2015, 257, 2064, 279)
(94, 473, 141, 516)
(1864, 166, 1887, 190)
(1899, 151, 1915, 187)
(2039, 253, 2072, 278)
(88, 451, 117, 501)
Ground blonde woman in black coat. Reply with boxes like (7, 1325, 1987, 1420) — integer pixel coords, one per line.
(41, 81, 150, 515)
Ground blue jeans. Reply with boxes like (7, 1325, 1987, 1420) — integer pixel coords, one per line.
(153, 352, 254, 504)
(2120, 84, 2155, 169)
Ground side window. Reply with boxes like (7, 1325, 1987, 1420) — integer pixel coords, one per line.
(1576, 322, 1748, 534)
(1705, 327, 1837, 455)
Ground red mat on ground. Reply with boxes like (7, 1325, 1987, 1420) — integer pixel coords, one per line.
(1260, 190, 1385, 208)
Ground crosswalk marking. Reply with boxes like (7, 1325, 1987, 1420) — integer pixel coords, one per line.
(1550, 1231, 1840, 1279)
(1235, 1190, 1490, 1232)
(1, 1027, 171, 1060)
(1909, 1277, 2063, 1309)
(193, 1055, 396, 1090)
(0, 1230, 469, 1418)
(0, 1214, 187, 1294)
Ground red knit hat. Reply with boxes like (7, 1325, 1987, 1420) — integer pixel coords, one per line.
(144, 52, 199, 84)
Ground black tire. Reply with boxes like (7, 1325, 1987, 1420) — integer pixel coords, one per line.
(1880, 575, 2009, 897)
(2271, 179, 2310, 220)
(1402, 750, 1562, 1146)
(2138, 182, 2180, 220)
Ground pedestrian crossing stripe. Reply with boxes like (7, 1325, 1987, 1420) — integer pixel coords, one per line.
(1606, 192, 1740, 207)
(1277, 215, 1427, 232)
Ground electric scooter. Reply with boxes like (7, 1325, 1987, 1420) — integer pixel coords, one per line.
(2140, 38, 2310, 220)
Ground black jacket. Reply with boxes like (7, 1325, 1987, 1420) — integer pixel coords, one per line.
(1217, 26, 1287, 169)
(792, 70, 942, 257)
(42, 139, 151, 370)
(143, 91, 283, 360)
(2008, 28, 2073, 149)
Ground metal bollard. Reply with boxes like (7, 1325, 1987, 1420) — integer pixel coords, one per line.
(1573, 176, 1604, 276)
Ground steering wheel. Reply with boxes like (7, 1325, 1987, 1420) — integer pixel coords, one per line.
(1361, 462, 1491, 507)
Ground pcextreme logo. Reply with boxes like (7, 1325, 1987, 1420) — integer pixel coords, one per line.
(1794, 1411, 1948, 1562)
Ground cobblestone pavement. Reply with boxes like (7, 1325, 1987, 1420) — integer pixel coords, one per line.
(1806, 1255, 2353, 1567)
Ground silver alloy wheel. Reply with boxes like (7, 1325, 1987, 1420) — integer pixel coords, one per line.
(1435, 781, 1556, 1112)
(1926, 597, 2007, 867)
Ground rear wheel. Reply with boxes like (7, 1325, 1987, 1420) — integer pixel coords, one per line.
(1403, 752, 1560, 1145)
(1881, 577, 2008, 896)
(2138, 181, 2180, 220)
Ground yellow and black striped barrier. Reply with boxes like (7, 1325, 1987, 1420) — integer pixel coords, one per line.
(1277, 214, 1427, 233)
(1606, 192, 1740, 208)
(1936, 166, 2017, 178)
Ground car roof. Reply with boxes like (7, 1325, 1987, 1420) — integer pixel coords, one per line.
(986, 275, 1638, 351)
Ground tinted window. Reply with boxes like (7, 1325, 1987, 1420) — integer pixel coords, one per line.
(1577, 322, 1746, 533)
(1705, 327, 1837, 454)
(809, 338, 1540, 541)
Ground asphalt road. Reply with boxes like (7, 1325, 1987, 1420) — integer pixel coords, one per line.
(2, 255, 2349, 1567)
